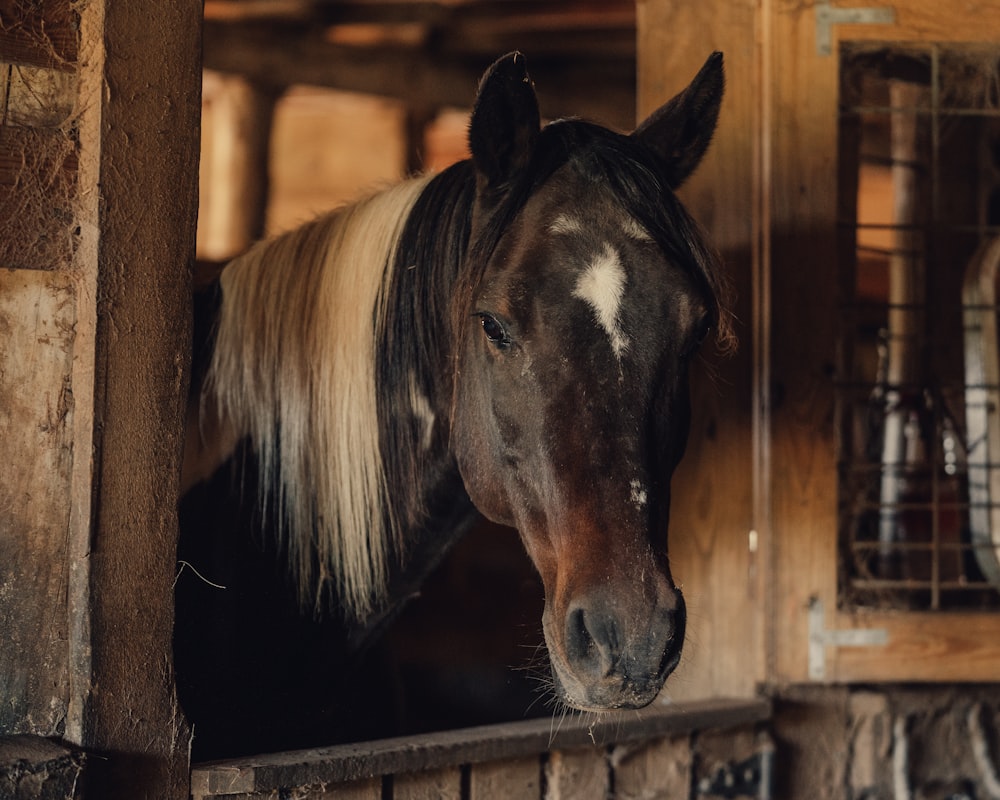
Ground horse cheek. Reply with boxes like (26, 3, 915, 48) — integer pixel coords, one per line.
(452, 374, 516, 528)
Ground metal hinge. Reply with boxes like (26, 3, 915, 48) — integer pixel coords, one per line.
(808, 597, 889, 680)
(815, 0, 896, 56)
(696, 735, 776, 800)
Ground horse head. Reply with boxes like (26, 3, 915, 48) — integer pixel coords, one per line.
(450, 52, 728, 711)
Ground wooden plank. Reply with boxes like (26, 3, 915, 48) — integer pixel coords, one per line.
(611, 735, 692, 799)
(469, 756, 540, 799)
(394, 766, 461, 800)
(830, 0, 1000, 45)
(0, 269, 77, 735)
(191, 698, 771, 795)
(828, 612, 1000, 682)
(545, 748, 608, 800)
(637, 0, 763, 701)
(767, 0, 843, 686)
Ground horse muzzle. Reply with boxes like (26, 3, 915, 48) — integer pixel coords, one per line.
(543, 581, 686, 711)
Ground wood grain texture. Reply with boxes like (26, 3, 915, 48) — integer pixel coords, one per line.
(74, 0, 203, 796)
(545, 748, 608, 800)
(0, 270, 76, 736)
(768, 0, 843, 685)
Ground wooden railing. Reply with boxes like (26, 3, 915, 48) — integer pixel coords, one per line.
(191, 696, 771, 799)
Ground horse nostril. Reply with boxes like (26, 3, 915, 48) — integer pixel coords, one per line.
(566, 607, 596, 666)
(565, 604, 621, 678)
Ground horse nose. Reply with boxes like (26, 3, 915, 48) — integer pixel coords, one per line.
(563, 586, 685, 706)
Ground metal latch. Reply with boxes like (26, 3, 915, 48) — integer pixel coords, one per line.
(696, 735, 775, 799)
(808, 597, 889, 680)
(815, 0, 896, 56)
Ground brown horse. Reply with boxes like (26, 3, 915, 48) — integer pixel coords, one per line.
(178, 51, 731, 755)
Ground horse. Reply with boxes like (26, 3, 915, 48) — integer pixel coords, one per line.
(176, 51, 732, 758)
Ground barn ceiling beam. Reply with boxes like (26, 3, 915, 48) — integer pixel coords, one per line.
(202, 21, 636, 128)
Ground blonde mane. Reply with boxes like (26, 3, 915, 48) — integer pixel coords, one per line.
(206, 175, 433, 620)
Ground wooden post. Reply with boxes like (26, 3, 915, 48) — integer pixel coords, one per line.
(73, 1, 202, 796)
(0, 0, 201, 795)
(199, 72, 278, 260)
(636, 0, 762, 699)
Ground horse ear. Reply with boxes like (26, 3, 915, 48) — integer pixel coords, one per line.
(469, 52, 541, 193)
(632, 52, 725, 189)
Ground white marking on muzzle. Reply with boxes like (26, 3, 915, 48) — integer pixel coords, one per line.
(573, 243, 629, 358)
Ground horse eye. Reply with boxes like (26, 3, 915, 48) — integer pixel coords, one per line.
(684, 316, 712, 357)
(477, 314, 510, 348)
(696, 317, 711, 345)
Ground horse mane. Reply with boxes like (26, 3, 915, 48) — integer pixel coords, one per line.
(206, 175, 433, 621)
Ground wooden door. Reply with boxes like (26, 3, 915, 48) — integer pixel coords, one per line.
(767, 1, 1000, 683)
(640, 0, 1000, 694)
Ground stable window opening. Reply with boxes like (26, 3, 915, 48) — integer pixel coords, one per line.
(837, 42, 1000, 611)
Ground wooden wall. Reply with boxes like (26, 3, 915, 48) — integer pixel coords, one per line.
(638, 0, 1000, 697)
(0, 1, 202, 797)
(637, 0, 763, 700)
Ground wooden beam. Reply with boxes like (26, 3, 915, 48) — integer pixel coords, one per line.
(191, 698, 771, 795)
(73, 0, 202, 796)
(203, 24, 635, 129)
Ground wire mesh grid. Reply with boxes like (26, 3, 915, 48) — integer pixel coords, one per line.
(837, 42, 1000, 611)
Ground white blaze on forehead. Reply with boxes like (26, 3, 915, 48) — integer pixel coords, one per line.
(573, 243, 629, 358)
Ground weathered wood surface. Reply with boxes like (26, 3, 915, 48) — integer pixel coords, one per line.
(0, 270, 77, 736)
(544, 748, 608, 800)
(469, 756, 539, 799)
(637, 0, 762, 701)
(394, 766, 461, 800)
(69, 0, 203, 797)
(190, 697, 770, 797)
(0, 0, 78, 69)
(0, 735, 84, 800)
(612, 735, 693, 800)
